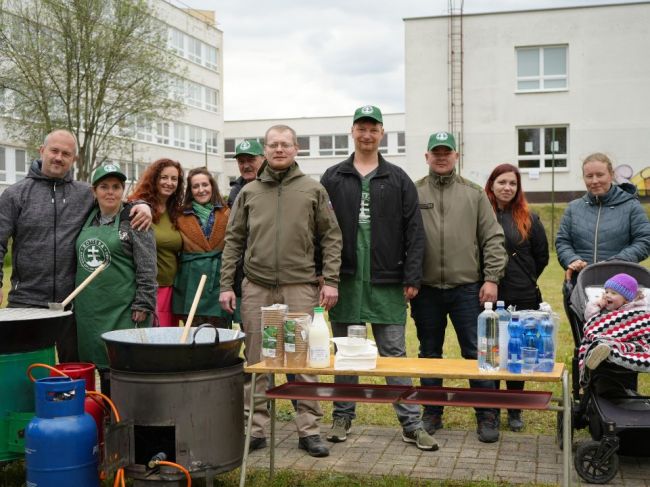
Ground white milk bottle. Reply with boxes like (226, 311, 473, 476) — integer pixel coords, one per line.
(308, 306, 331, 368)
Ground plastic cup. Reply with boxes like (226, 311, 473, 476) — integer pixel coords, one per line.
(347, 325, 367, 345)
(521, 347, 538, 374)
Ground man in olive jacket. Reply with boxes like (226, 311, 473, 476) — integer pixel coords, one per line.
(411, 131, 507, 443)
(219, 125, 342, 458)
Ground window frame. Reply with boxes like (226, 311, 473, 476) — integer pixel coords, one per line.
(516, 125, 569, 172)
(516, 45, 568, 93)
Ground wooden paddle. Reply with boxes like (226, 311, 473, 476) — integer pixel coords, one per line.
(179, 274, 207, 344)
(48, 262, 107, 311)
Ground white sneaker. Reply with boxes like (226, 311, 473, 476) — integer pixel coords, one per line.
(586, 343, 611, 370)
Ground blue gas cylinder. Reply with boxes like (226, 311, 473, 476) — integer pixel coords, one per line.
(25, 377, 98, 487)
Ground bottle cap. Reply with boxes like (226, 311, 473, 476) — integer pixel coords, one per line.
(496, 300, 505, 307)
(314, 306, 324, 313)
(484, 302, 493, 310)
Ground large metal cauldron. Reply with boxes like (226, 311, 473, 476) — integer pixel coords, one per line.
(102, 324, 245, 372)
(0, 308, 71, 354)
(102, 325, 246, 485)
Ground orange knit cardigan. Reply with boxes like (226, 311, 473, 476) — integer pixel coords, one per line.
(176, 206, 230, 252)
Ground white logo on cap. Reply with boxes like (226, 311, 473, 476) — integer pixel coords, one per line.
(361, 105, 374, 114)
(436, 132, 449, 141)
(104, 164, 118, 172)
(239, 140, 251, 150)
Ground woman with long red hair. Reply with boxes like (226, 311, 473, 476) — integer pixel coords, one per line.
(129, 158, 185, 327)
(485, 163, 549, 431)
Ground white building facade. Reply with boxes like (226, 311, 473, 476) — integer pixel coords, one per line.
(224, 113, 405, 185)
(0, 2, 225, 193)
(405, 2, 650, 199)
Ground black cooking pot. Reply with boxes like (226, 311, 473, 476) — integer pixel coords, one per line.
(0, 308, 72, 354)
(101, 324, 245, 373)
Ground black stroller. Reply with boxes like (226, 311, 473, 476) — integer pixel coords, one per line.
(564, 261, 650, 483)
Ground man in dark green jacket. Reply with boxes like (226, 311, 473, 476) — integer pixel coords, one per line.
(220, 125, 342, 458)
(411, 131, 507, 443)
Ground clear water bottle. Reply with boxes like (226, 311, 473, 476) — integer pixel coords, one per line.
(507, 313, 522, 373)
(495, 301, 511, 371)
(537, 315, 555, 372)
(477, 302, 499, 371)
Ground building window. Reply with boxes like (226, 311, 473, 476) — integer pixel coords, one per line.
(318, 135, 333, 156)
(205, 129, 218, 154)
(156, 122, 170, 145)
(0, 147, 5, 182)
(225, 138, 236, 158)
(517, 46, 567, 91)
(135, 117, 154, 142)
(297, 136, 310, 157)
(205, 46, 218, 71)
(185, 81, 202, 108)
(174, 123, 186, 148)
(188, 36, 202, 64)
(188, 126, 203, 151)
(517, 126, 567, 170)
(169, 28, 185, 56)
(379, 134, 388, 155)
(334, 135, 348, 156)
(15, 149, 26, 181)
(204, 87, 218, 112)
(397, 132, 406, 154)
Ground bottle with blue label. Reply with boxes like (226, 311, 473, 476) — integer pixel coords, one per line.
(507, 313, 522, 373)
(478, 302, 499, 371)
(495, 301, 511, 371)
(537, 314, 555, 372)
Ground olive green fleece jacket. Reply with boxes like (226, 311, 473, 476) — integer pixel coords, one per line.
(220, 161, 342, 290)
(415, 169, 507, 288)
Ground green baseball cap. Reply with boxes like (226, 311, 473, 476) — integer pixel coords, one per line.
(92, 163, 126, 185)
(235, 139, 264, 157)
(427, 131, 457, 151)
(353, 105, 383, 124)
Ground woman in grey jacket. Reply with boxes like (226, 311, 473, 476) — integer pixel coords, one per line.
(556, 152, 650, 277)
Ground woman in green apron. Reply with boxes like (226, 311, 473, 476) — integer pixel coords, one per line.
(173, 167, 234, 327)
(75, 164, 157, 394)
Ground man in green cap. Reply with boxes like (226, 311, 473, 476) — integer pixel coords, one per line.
(320, 106, 437, 451)
(410, 131, 507, 443)
(228, 139, 264, 208)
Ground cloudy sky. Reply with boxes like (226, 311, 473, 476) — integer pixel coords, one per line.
(169, 0, 640, 120)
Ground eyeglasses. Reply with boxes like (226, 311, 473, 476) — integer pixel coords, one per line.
(265, 142, 295, 150)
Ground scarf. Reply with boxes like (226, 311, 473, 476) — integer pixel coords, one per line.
(192, 201, 214, 228)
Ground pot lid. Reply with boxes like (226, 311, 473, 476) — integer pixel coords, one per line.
(0, 308, 72, 322)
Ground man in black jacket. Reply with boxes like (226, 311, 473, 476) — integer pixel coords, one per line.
(320, 106, 436, 451)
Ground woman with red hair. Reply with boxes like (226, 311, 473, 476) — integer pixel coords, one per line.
(485, 163, 549, 431)
(130, 158, 185, 326)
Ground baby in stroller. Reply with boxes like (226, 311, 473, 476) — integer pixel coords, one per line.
(580, 273, 649, 375)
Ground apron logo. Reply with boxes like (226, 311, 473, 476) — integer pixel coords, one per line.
(78, 238, 111, 272)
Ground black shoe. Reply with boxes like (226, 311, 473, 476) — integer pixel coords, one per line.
(249, 436, 267, 451)
(477, 413, 500, 443)
(508, 410, 524, 432)
(422, 413, 443, 435)
(298, 435, 330, 457)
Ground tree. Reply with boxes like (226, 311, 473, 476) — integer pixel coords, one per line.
(0, 0, 184, 181)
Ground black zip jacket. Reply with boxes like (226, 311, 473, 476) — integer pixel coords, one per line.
(496, 208, 549, 306)
(320, 153, 424, 287)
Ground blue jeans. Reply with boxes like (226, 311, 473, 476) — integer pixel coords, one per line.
(410, 283, 498, 419)
(331, 322, 423, 433)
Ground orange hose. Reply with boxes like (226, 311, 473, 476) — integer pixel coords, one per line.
(26, 363, 67, 382)
(156, 460, 192, 487)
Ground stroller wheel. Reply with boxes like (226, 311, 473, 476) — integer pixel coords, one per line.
(574, 440, 619, 484)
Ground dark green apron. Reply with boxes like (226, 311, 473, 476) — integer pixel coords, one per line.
(172, 249, 230, 318)
(75, 207, 140, 369)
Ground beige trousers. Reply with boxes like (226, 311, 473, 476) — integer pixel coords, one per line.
(240, 278, 323, 439)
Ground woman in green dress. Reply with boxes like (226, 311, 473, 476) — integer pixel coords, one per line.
(75, 164, 157, 394)
(129, 158, 184, 327)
